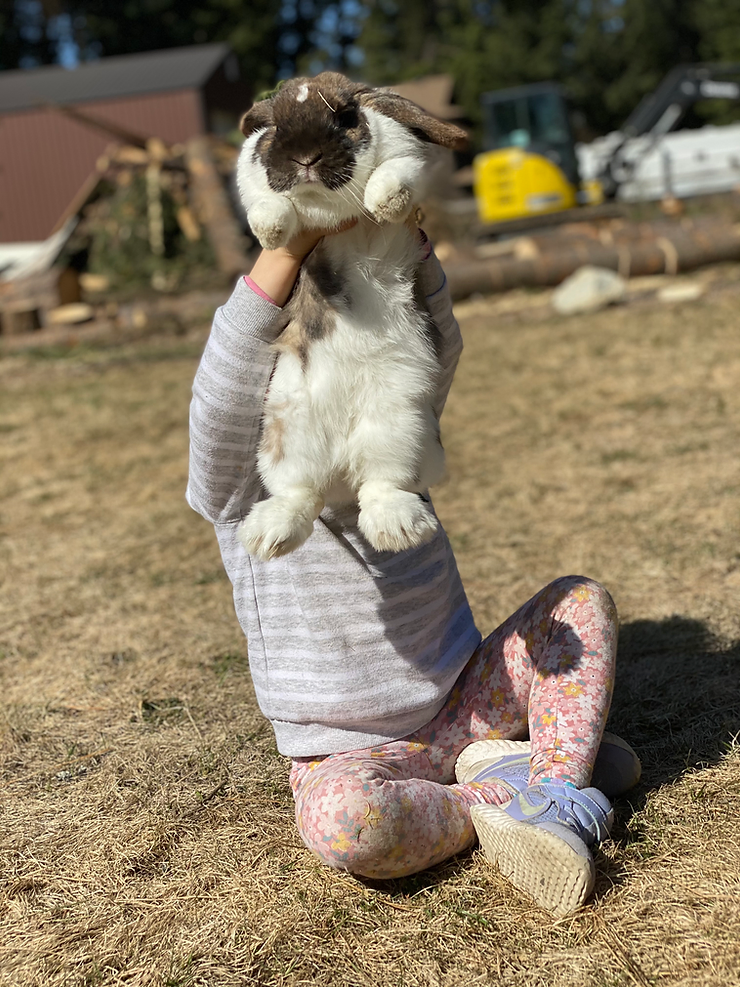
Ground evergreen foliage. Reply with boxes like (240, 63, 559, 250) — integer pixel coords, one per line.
(82, 174, 218, 295)
(3, 0, 740, 136)
(0, 0, 60, 70)
(354, 0, 740, 135)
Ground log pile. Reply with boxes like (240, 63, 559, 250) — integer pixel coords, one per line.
(0, 266, 81, 336)
(79, 136, 251, 282)
(446, 214, 740, 301)
(0, 135, 250, 337)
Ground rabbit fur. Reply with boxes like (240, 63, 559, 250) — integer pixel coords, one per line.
(235, 72, 467, 561)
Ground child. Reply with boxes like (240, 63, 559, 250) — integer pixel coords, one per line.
(187, 221, 640, 917)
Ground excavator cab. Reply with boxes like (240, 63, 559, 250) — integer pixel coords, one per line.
(474, 83, 590, 224)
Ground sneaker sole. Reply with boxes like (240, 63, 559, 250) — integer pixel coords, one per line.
(456, 731, 640, 797)
(470, 802, 595, 917)
(455, 738, 528, 785)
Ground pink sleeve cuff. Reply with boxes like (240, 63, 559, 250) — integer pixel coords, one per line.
(243, 275, 279, 307)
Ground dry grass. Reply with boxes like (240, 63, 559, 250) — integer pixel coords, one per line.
(1, 277, 740, 986)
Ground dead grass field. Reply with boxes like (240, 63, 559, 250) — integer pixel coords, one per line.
(1, 274, 740, 987)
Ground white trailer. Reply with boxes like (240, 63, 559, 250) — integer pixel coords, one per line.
(578, 124, 740, 202)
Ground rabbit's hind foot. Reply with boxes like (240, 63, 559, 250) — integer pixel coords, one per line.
(239, 492, 323, 560)
(358, 487, 438, 554)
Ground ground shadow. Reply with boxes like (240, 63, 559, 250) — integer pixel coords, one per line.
(365, 614, 740, 899)
(592, 614, 740, 898)
(607, 614, 740, 789)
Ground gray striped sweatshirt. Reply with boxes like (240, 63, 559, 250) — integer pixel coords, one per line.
(186, 251, 481, 756)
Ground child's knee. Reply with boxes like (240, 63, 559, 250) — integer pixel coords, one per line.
(548, 575, 617, 620)
(294, 778, 409, 878)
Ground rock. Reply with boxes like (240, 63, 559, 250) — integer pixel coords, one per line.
(657, 282, 705, 303)
(552, 265, 627, 315)
(46, 303, 94, 325)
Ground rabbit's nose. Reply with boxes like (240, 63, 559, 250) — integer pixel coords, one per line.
(292, 153, 323, 168)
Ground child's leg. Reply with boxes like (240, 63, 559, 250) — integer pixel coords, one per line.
(290, 740, 509, 880)
(420, 574, 618, 788)
(291, 575, 617, 879)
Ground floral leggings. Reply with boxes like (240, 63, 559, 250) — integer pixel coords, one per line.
(289, 576, 618, 879)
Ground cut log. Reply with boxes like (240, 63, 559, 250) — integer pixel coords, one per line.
(185, 137, 250, 279)
(47, 303, 94, 325)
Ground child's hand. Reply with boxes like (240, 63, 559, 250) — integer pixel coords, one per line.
(281, 218, 358, 262)
(405, 213, 431, 260)
(248, 219, 357, 307)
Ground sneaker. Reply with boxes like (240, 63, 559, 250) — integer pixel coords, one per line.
(455, 731, 641, 799)
(470, 784, 613, 916)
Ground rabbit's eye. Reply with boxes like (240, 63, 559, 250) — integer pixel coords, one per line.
(336, 106, 359, 129)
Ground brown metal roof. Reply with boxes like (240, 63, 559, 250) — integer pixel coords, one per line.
(0, 43, 231, 114)
(0, 90, 204, 242)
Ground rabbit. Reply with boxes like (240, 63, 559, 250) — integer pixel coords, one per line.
(234, 72, 467, 561)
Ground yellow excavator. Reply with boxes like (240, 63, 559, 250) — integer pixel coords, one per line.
(474, 66, 740, 224)
(474, 82, 589, 223)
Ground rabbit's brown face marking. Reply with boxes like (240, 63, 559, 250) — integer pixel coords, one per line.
(247, 74, 371, 194)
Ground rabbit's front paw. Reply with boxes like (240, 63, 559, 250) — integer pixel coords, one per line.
(238, 494, 321, 560)
(248, 200, 299, 250)
(364, 176, 413, 224)
(358, 489, 438, 553)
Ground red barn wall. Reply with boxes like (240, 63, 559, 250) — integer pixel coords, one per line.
(0, 88, 204, 242)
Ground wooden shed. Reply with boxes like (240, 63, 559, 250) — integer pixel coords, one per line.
(0, 43, 251, 244)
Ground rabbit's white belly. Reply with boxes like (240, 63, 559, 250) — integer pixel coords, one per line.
(259, 304, 443, 505)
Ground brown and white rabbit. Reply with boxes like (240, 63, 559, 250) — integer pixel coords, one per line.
(235, 72, 467, 561)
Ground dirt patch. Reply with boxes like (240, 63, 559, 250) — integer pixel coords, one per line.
(1, 280, 739, 986)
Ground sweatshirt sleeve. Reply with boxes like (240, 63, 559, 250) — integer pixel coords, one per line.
(417, 248, 463, 420)
(186, 277, 287, 526)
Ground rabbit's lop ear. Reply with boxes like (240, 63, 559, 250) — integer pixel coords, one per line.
(240, 98, 275, 138)
(358, 89, 468, 151)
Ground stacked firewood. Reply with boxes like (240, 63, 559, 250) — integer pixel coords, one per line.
(0, 135, 251, 336)
(80, 136, 250, 286)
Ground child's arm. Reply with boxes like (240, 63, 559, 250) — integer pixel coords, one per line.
(186, 225, 353, 526)
(413, 228, 463, 420)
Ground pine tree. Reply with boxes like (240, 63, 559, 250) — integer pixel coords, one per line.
(0, 0, 61, 70)
(353, 0, 456, 85)
(694, 0, 740, 61)
(62, 0, 284, 91)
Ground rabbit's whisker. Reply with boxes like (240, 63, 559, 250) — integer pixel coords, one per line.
(337, 182, 380, 225)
